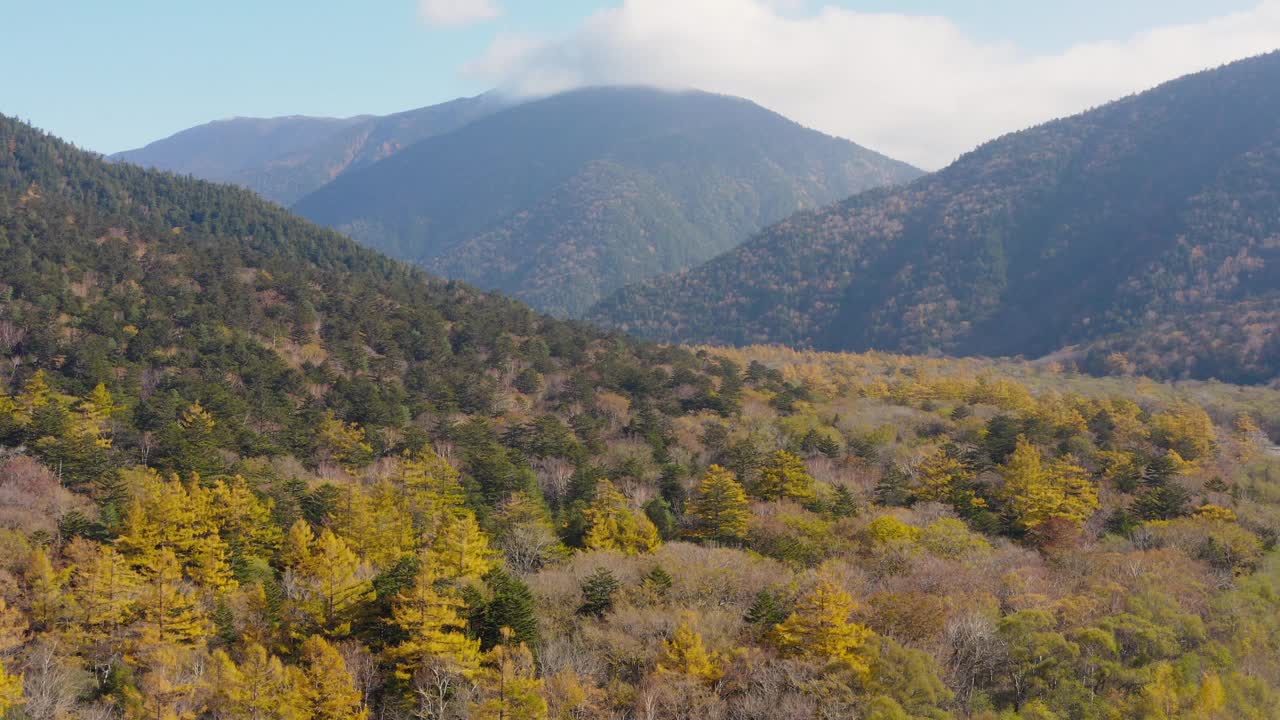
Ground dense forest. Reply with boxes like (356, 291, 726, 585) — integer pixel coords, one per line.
(590, 52, 1280, 386)
(111, 93, 508, 206)
(4, 112, 1280, 720)
(291, 87, 921, 317)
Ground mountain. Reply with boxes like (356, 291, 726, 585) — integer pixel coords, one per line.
(292, 86, 922, 317)
(111, 93, 506, 205)
(590, 53, 1280, 385)
(0, 111, 738, 478)
(7, 112, 1280, 720)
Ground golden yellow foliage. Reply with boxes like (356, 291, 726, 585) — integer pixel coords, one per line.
(774, 577, 875, 675)
(583, 479, 661, 554)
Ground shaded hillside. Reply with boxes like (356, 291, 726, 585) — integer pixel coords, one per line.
(0, 112, 736, 481)
(591, 53, 1280, 385)
(293, 87, 922, 316)
(111, 93, 506, 204)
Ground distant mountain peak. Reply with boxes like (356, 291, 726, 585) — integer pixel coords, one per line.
(289, 85, 921, 317)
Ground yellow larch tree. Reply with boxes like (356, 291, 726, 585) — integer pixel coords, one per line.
(206, 643, 311, 720)
(16, 369, 53, 421)
(282, 519, 316, 568)
(132, 547, 209, 648)
(656, 613, 722, 684)
(318, 412, 374, 469)
(339, 480, 417, 571)
(123, 641, 204, 720)
(754, 450, 816, 501)
(774, 577, 875, 677)
(386, 563, 481, 681)
(302, 634, 369, 720)
(115, 469, 236, 593)
(288, 527, 371, 638)
(425, 509, 498, 583)
(471, 629, 547, 720)
(1150, 403, 1216, 462)
(66, 538, 142, 644)
(211, 476, 283, 564)
(685, 465, 751, 544)
(72, 382, 121, 448)
(399, 449, 467, 530)
(911, 447, 975, 505)
(0, 597, 26, 654)
(24, 546, 72, 633)
(999, 437, 1099, 531)
(0, 658, 23, 717)
(583, 479, 661, 554)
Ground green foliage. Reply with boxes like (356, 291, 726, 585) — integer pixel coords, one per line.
(7, 101, 1280, 720)
(114, 94, 506, 206)
(475, 569, 540, 651)
(294, 88, 919, 317)
(592, 52, 1280, 385)
(577, 567, 620, 618)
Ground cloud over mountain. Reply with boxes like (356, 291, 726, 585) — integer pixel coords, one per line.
(467, 0, 1280, 168)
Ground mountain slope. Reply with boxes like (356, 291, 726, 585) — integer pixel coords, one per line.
(292, 87, 922, 317)
(590, 53, 1280, 385)
(0, 111, 733, 473)
(9, 112, 1280, 720)
(111, 93, 506, 204)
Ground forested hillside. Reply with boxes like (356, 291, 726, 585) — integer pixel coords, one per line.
(292, 87, 921, 317)
(5, 113, 1280, 719)
(111, 93, 506, 205)
(591, 52, 1280, 386)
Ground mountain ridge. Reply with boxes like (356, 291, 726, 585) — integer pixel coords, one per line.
(111, 92, 508, 205)
(292, 86, 922, 316)
(589, 53, 1280, 385)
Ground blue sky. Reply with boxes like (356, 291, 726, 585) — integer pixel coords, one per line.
(3, 0, 1271, 162)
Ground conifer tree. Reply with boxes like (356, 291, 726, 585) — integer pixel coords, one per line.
(744, 589, 789, 627)
(774, 577, 874, 676)
(577, 567, 620, 618)
(685, 465, 751, 544)
(582, 480, 661, 554)
(640, 566, 673, 598)
(163, 400, 222, 476)
(302, 634, 369, 720)
(656, 613, 722, 683)
(999, 437, 1099, 531)
(386, 564, 481, 681)
(25, 547, 72, 633)
(471, 630, 547, 720)
(292, 528, 371, 637)
(478, 569, 540, 651)
(754, 450, 817, 501)
(426, 510, 497, 583)
(134, 548, 208, 647)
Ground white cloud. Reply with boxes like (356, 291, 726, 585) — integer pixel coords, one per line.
(464, 0, 1280, 169)
(419, 0, 501, 27)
